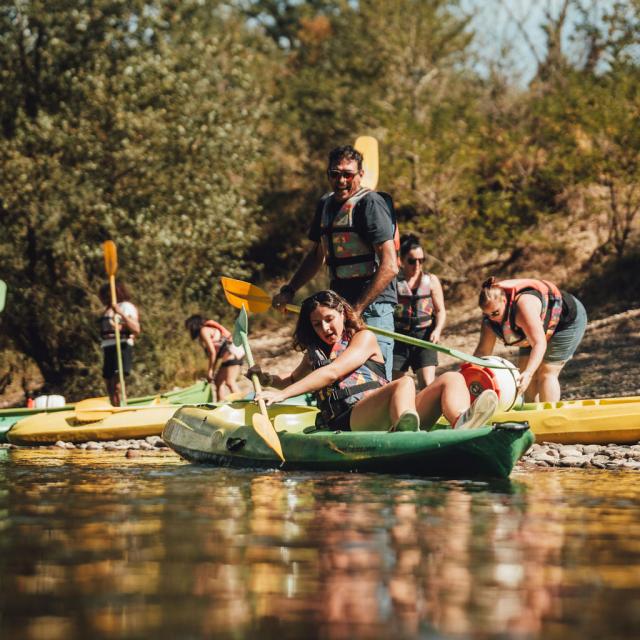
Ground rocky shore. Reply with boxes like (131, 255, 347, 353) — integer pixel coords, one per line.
(3, 436, 640, 472)
(522, 442, 640, 470)
(2, 306, 639, 471)
(0, 435, 175, 458)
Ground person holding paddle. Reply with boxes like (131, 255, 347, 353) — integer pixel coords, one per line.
(393, 234, 446, 389)
(185, 315, 245, 400)
(252, 290, 498, 432)
(272, 145, 398, 379)
(474, 277, 587, 402)
(98, 282, 140, 406)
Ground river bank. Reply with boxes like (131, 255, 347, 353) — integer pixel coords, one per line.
(2, 304, 639, 470)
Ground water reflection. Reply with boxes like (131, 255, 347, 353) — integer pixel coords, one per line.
(0, 450, 639, 639)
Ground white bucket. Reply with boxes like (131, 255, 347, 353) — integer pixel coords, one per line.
(34, 394, 67, 409)
(459, 356, 521, 411)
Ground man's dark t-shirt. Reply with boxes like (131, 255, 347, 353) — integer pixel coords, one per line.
(308, 191, 397, 306)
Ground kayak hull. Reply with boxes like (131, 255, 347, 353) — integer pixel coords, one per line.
(493, 395, 640, 445)
(163, 403, 534, 479)
(6, 381, 213, 444)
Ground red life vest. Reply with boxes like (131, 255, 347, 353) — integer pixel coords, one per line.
(202, 320, 233, 355)
(394, 272, 435, 334)
(308, 333, 388, 424)
(485, 279, 564, 347)
(320, 188, 399, 281)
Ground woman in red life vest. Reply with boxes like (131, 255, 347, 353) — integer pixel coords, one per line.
(252, 290, 498, 432)
(474, 277, 588, 402)
(98, 282, 141, 406)
(393, 234, 446, 388)
(185, 315, 245, 400)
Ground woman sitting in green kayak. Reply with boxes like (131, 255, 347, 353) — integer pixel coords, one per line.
(252, 290, 497, 432)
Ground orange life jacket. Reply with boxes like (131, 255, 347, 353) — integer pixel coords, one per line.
(320, 188, 399, 281)
(484, 278, 564, 347)
(201, 320, 235, 356)
(308, 333, 388, 425)
(394, 272, 435, 334)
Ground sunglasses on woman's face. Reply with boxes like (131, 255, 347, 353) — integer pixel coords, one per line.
(483, 308, 502, 319)
(407, 258, 424, 265)
(327, 169, 359, 181)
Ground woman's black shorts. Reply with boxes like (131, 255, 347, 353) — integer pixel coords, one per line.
(102, 343, 133, 379)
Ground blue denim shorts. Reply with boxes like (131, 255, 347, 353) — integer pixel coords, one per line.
(363, 301, 395, 380)
(518, 296, 587, 363)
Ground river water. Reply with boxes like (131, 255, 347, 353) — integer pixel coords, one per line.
(0, 449, 639, 640)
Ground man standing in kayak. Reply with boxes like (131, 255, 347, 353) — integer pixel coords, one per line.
(273, 145, 398, 379)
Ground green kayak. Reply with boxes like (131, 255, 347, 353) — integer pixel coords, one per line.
(163, 401, 534, 479)
(0, 381, 213, 443)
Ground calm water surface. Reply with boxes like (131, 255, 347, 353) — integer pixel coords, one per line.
(0, 448, 639, 639)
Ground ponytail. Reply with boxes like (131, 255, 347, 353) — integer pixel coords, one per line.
(478, 277, 502, 307)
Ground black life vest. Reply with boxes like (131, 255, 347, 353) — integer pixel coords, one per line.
(99, 308, 133, 341)
(308, 333, 388, 427)
(319, 189, 399, 281)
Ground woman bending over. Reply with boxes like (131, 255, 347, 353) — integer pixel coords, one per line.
(185, 314, 245, 400)
(474, 277, 587, 402)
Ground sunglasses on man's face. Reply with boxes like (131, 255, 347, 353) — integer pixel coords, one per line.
(407, 258, 424, 265)
(327, 169, 359, 181)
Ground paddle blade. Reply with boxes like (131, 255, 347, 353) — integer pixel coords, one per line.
(103, 240, 118, 276)
(252, 412, 285, 462)
(0, 279, 6, 313)
(233, 306, 249, 348)
(75, 404, 175, 422)
(354, 135, 379, 190)
(221, 277, 272, 313)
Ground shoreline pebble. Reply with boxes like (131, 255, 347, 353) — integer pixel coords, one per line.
(0, 435, 174, 457)
(520, 442, 640, 470)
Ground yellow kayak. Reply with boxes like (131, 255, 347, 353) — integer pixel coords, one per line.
(7, 405, 185, 445)
(492, 396, 640, 444)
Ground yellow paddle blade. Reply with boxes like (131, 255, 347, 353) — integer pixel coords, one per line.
(103, 240, 118, 276)
(220, 277, 272, 313)
(354, 135, 379, 190)
(74, 404, 177, 423)
(75, 397, 113, 411)
(252, 412, 285, 462)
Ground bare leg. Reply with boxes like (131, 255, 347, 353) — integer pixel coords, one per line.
(214, 369, 227, 401)
(106, 376, 120, 406)
(350, 377, 417, 432)
(416, 366, 436, 390)
(537, 361, 564, 402)
(415, 371, 470, 428)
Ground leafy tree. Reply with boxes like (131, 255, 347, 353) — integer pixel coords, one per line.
(0, 1, 281, 396)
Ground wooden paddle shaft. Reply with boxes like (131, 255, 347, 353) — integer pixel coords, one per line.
(238, 331, 271, 419)
(109, 274, 127, 406)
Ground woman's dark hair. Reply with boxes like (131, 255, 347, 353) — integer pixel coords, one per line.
(399, 233, 422, 259)
(327, 145, 363, 171)
(185, 314, 206, 340)
(99, 282, 133, 306)
(293, 290, 365, 351)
